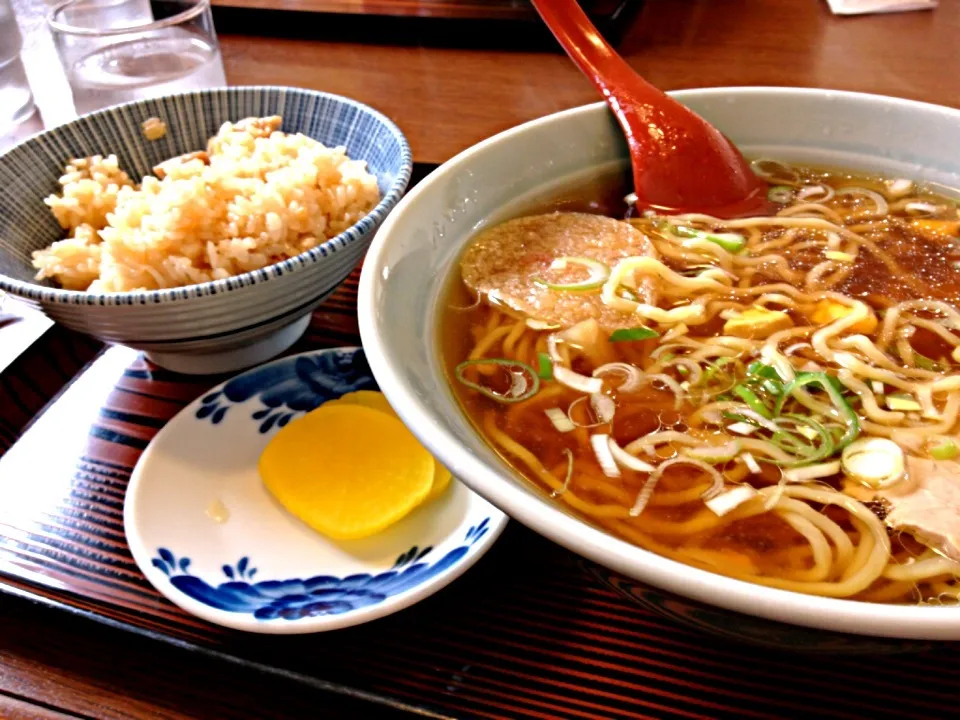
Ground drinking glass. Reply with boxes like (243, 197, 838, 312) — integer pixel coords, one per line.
(49, 0, 227, 116)
(0, 0, 36, 132)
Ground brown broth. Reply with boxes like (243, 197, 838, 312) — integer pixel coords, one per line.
(439, 162, 960, 603)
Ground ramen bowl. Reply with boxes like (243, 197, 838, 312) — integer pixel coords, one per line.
(0, 86, 411, 375)
(359, 87, 960, 644)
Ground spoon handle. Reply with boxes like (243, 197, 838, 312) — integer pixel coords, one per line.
(529, 0, 662, 108)
(530, 0, 768, 217)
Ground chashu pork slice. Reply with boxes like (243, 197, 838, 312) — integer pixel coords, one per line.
(460, 212, 657, 330)
(877, 455, 960, 562)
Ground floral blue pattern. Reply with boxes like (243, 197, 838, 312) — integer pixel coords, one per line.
(195, 347, 377, 432)
(152, 519, 491, 620)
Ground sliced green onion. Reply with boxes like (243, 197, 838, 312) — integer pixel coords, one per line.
(701, 361, 725, 382)
(782, 461, 841, 483)
(723, 410, 778, 433)
(727, 421, 757, 436)
(610, 326, 660, 342)
(796, 425, 819, 440)
(608, 436, 657, 472)
(928, 436, 958, 461)
(770, 415, 835, 466)
(683, 439, 743, 464)
(841, 437, 905, 488)
(705, 485, 758, 517)
(741, 452, 762, 474)
(590, 393, 616, 424)
(761, 379, 782, 396)
(733, 384, 772, 418)
(775, 372, 860, 450)
(673, 225, 746, 253)
(591, 433, 621, 478)
(913, 352, 943, 371)
(533, 257, 610, 292)
(455, 358, 540, 403)
(747, 361, 781, 381)
(767, 185, 793, 204)
(618, 287, 640, 302)
(537, 352, 553, 381)
(544, 407, 575, 433)
(554, 366, 603, 394)
(885, 393, 922, 412)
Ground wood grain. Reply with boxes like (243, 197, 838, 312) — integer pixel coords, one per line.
(0, 596, 416, 720)
(0, 693, 79, 720)
(213, 0, 960, 164)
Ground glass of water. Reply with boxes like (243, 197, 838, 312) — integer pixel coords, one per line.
(49, 0, 227, 116)
(0, 0, 36, 132)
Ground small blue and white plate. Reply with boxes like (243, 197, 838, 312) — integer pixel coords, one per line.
(124, 347, 507, 634)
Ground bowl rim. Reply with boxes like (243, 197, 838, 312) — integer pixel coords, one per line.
(0, 85, 413, 305)
(359, 86, 960, 640)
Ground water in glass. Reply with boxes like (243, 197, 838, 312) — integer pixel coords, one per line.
(0, 0, 35, 130)
(68, 29, 225, 115)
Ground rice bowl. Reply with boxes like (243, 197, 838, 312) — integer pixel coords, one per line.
(0, 86, 411, 374)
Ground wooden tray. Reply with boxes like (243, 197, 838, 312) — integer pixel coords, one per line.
(2, 164, 959, 719)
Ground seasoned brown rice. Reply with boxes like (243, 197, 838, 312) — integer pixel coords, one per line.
(32, 116, 380, 292)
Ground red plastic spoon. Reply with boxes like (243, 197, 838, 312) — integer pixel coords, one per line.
(530, 0, 770, 218)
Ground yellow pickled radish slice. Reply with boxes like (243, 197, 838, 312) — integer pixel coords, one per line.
(259, 404, 434, 540)
(333, 390, 453, 502)
(426, 462, 452, 502)
(330, 389, 395, 415)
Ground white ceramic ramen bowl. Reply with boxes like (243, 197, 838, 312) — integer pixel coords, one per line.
(358, 87, 960, 642)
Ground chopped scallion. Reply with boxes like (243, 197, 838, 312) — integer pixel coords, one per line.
(766, 185, 793, 204)
(537, 352, 553, 380)
(455, 358, 540, 403)
(741, 452, 762, 474)
(609, 326, 660, 342)
(544, 407, 575, 433)
(783, 461, 841, 483)
(727, 422, 757, 436)
(928, 436, 958, 461)
(733, 384, 772, 419)
(913, 352, 943, 371)
(747, 361, 781, 381)
(841, 438, 905, 488)
(886, 393, 922, 412)
(775, 372, 860, 451)
(705, 485, 758, 517)
(672, 225, 746, 253)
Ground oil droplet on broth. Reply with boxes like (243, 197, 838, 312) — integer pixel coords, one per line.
(206, 498, 230, 524)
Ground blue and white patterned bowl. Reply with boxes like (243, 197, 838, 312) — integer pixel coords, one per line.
(124, 346, 507, 633)
(0, 87, 412, 374)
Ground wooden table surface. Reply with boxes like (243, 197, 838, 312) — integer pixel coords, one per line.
(2, 0, 959, 717)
